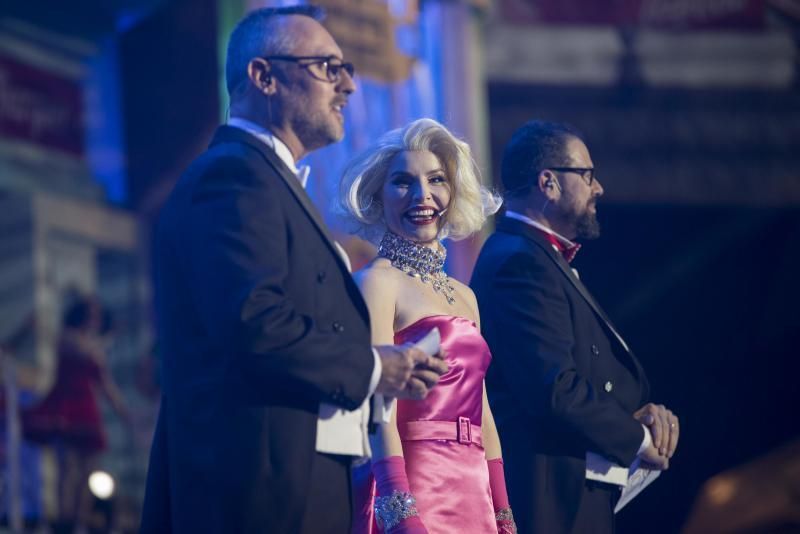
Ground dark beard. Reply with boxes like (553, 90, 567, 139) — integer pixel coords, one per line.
(575, 210, 601, 239)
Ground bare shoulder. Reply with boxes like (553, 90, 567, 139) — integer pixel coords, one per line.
(450, 277, 477, 305)
(354, 258, 401, 339)
(354, 258, 401, 297)
(450, 277, 480, 320)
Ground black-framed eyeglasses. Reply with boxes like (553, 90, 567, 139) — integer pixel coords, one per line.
(262, 55, 355, 83)
(548, 167, 595, 186)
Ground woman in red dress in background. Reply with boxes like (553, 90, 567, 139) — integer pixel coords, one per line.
(23, 295, 129, 531)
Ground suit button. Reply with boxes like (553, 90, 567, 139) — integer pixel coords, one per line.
(332, 321, 345, 333)
(604, 381, 613, 393)
(317, 271, 327, 283)
(591, 344, 600, 356)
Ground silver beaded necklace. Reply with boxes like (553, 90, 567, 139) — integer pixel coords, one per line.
(377, 232, 456, 305)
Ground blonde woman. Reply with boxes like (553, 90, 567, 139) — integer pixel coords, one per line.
(340, 119, 516, 533)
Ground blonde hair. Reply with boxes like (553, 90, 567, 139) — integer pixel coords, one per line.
(337, 118, 501, 243)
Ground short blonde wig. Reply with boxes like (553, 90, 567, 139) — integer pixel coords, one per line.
(337, 118, 501, 243)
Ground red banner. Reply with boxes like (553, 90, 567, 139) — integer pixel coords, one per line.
(0, 52, 85, 157)
(499, 0, 767, 29)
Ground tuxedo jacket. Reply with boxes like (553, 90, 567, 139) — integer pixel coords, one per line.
(140, 126, 375, 533)
(471, 216, 650, 534)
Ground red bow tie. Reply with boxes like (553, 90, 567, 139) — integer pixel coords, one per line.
(537, 229, 581, 263)
(560, 242, 581, 263)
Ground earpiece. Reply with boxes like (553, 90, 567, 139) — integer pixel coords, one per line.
(546, 178, 561, 192)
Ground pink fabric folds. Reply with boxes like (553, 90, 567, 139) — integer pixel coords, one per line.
(351, 316, 497, 534)
(401, 438, 494, 533)
(394, 316, 487, 428)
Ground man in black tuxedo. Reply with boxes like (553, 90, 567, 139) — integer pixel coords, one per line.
(140, 6, 446, 533)
(471, 121, 680, 534)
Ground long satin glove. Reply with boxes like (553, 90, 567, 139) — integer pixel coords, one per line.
(372, 456, 428, 533)
(488, 458, 517, 534)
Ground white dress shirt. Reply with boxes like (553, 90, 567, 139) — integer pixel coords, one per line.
(228, 118, 389, 457)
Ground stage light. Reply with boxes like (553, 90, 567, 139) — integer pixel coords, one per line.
(88, 470, 115, 500)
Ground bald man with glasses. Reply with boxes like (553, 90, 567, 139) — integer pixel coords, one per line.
(472, 120, 680, 534)
(141, 6, 446, 533)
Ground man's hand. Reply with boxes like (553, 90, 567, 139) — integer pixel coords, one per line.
(374, 345, 448, 400)
(639, 442, 670, 470)
(634, 402, 680, 459)
(405, 351, 449, 400)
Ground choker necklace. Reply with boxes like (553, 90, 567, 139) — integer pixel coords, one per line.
(377, 232, 456, 305)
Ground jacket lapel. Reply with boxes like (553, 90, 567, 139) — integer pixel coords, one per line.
(497, 217, 645, 381)
(209, 126, 370, 323)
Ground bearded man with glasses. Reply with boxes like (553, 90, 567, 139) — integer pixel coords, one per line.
(472, 120, 680, 534)
(141, 6, 447, 533)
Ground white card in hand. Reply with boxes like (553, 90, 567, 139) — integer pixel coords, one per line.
(413, 327, 441, 357)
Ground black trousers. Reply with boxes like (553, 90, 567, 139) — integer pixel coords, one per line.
(300, 453, 353, 534)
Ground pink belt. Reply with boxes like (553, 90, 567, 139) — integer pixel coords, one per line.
(398, 416, 483, 447)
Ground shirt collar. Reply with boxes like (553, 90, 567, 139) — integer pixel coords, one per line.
(227, 117, 311, 188)
(504, 210, 577, 249)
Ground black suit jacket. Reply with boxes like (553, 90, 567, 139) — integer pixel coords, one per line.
(471, 216, 650, 534)
(140, 126, 375, 533)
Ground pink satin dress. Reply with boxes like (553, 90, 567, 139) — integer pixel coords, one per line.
(352, 315, 497, 533)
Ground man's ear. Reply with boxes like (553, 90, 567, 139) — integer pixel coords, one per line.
(538, 170, 559, 200)
(247, 58, 276, 95)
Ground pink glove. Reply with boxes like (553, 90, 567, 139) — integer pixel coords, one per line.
(488, 458, 517, 534)
(372, 456, 428, 533)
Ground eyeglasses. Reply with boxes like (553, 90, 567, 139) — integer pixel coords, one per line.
(262, 55, 355, 83)
(548, 167, 595, 186)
